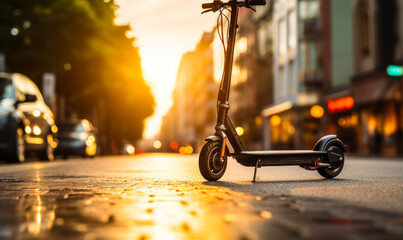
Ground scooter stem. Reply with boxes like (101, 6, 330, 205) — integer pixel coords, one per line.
(215, 1, 239, 136)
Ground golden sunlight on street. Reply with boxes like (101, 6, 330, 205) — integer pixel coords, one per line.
(1, 154, 402, 239)
(0, 154, 267, 239)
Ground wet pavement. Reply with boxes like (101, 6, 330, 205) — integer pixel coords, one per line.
(0, 154, 402, 239)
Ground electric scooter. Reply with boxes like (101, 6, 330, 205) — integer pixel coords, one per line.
(199, 0, 348, 182)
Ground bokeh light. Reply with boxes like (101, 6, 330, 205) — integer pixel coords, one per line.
(310, 105, 324, 118)
(126, 145, 135, 155)
(170, 141, 179, 150)
(153, 140, 162, 149)
(270, 115, 282, 127)
(33, 126, 41, 135)
(179, 147, 186, 155)
(64, 63, 72, 71)
(10, 28, 19, 36)
(185, 146, 193, 155)
(235, 126, 244, 136)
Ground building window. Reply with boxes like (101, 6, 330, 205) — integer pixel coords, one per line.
(258, 23, 267, 56)
(395, 0, 402, 59)
(354, 0, 376, 72)
(298, 41, 321, 81)
(298, 0, 322, 83)
(299, 0, 320, 20)
(278, 18, 287, 56)
(309, 42, 318, 71)
(298, 0, 321, 38)
(359, 1, 370, 56)
(299, 43, 306, 71)
(289, 61, 295, 97)
(288, 10, 297, 49)
(258, 21, 272, 56)
(233, 37, 248, 85)
(279, 66, 286, 100)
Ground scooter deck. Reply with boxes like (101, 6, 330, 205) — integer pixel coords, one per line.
(231, 150, 327, 167)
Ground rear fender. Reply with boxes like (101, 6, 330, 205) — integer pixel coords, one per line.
(313, 135, 348, 152)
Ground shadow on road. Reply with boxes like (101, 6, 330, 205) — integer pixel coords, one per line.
(202, 178, 364, 197)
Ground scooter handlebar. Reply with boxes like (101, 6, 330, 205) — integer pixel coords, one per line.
(202, 3, 214, 9)
(202, 0, 266, 10)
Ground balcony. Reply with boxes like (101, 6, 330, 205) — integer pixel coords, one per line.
(299, 70, 323, 87)
(299, 18, 322, 38)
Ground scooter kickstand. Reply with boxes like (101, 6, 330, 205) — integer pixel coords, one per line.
(252, 159, 261, 182)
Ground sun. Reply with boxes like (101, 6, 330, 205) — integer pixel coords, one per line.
(140, 47, 181, 139)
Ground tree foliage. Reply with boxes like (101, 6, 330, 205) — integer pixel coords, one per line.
(0, 0, 155, 145)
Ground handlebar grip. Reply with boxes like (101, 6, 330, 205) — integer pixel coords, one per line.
(202, 3, 214, 9)
(248, 0, 266, 6)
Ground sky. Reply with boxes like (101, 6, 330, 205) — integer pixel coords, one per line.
(114, 0, 216, 139)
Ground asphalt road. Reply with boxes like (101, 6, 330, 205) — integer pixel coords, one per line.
(0, 153, 402, 240)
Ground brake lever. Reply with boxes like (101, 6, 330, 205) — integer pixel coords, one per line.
(202, 9, 213, 14)
(246, 5, 256, 12)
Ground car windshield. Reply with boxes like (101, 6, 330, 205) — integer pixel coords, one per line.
(59, 123, 86, 134)
(0, 77, 14, 100)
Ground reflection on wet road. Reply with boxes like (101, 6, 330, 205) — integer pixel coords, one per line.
(0, 155, 264, 239)
(0, 154, 402, 239)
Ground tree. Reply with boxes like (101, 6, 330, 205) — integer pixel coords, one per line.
(0, 0, 155, 149)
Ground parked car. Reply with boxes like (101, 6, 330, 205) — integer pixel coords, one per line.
(55, 119, 97, 158)
(0, 72, 58, 163)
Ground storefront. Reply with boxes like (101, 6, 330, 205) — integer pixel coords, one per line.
(324, 94, 358, 153)
(352, 71, 402, 156)
(325, 71, 402, 156)
(262, 102, 324, 150)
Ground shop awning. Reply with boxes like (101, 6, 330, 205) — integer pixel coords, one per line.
(261, 101, 293, 117)
(352, 76, 401, 106)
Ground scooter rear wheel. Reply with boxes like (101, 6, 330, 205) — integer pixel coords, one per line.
(199, 141, 227, 181)
(317, 145, 344, 179)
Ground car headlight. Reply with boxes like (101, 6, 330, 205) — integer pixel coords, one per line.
(85, 135, 95, 146)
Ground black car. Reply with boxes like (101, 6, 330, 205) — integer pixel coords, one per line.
(55, 119, 97, 158)
(0, 73, 58, 162)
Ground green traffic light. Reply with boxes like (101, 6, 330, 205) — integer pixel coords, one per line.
(387, 65, 403, 77)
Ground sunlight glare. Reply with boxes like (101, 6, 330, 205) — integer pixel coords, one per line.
(115, 0, 216, 139)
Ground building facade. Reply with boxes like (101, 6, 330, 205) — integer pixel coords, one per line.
(160, 31, 217, 152)
(260, 0, 403, 156)
(262, 0, 327, 150)
(325, 0, 403, 156)
(162, 0, 403, 156)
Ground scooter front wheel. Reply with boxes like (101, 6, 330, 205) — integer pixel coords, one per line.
(199, 141, 227, 181)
